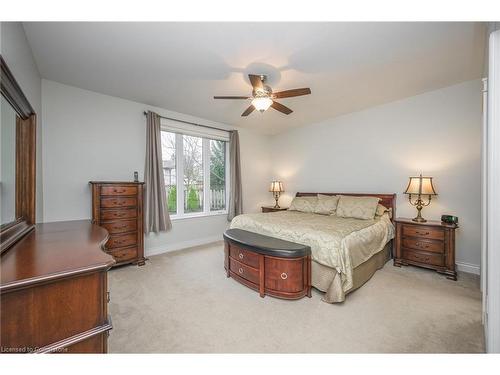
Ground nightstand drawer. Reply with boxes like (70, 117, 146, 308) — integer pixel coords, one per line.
(402, 238, 444, 254)
(402, 225, 444, 241)
(403, 249, 444, 267)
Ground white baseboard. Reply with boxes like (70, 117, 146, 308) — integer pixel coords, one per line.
(145, 235, 223, 257)
(456, 261, 480, 275)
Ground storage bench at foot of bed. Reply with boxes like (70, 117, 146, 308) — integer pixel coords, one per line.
(223, 229, 311, 300)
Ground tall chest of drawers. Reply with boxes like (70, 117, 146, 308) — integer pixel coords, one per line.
(393, 218, 458, 280)
(90, 181, 146, 267)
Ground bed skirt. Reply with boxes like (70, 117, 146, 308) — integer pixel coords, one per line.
(311, 241, 392, 303)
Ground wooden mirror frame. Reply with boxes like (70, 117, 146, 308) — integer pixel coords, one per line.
(0, 55, 36, 254)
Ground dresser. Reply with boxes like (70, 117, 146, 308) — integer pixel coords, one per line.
(394, 218, 458, 280)
(0, 221, 114, 353)
(90, 181, 146, 267)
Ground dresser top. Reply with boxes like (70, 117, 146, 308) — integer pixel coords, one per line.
(1, 220, 115, 292)
(395, 217, 458, 229)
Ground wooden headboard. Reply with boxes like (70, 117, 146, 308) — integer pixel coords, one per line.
(296, 192, 397, 221)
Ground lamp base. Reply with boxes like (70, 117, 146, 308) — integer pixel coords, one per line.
(273, 195, 280, 209)
(412, 217, 427, 223)
(412, 205, 427, 223)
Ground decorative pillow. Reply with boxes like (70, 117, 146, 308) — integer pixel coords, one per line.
(288, 196, 318, 213)
(314, 194, 340, 215)
(375, 204, 391, 218)
(336, 195, 380, 220)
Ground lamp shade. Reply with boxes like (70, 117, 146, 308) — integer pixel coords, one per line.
(269, 181, 284, 193)
(404, 175, 437, 195)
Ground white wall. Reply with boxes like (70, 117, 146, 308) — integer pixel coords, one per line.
(41, 79, 270, 254)
(270, 80, 483, 271)
(0, 22, 43, 222)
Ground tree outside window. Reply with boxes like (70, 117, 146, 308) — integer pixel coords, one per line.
(161, 130, 227, 217)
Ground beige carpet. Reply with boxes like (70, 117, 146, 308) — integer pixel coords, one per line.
(108, 241, 485, 353)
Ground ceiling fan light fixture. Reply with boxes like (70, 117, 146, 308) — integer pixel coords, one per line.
(251, 97, 273, 112)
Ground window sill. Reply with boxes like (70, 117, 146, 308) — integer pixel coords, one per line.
(169, 211, 228, 222)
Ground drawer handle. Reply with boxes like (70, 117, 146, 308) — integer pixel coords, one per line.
(280, 272, 288, 280)
(415, 242, 430, 249)
(114, 189, 125, 193)
(238, 268, 244, 274)
(415, 231, 430, 236)
(238, 253, 244, 259)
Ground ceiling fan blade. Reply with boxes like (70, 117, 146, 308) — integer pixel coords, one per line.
(241, 105, 255, 117)
(273, 88, 311, 99)
(248, 74, 263, 90)
(214, 96, 249, 99)
(271, 101, 293, 115)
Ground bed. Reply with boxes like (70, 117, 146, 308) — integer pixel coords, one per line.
(229, 193, 396, 303)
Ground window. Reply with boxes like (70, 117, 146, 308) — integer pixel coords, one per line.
(160, 119, 229, 219)
(183, 135, 204, 213)
(161, 131, 177, 214)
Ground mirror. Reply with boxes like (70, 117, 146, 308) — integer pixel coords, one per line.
(0, 55, 36, 254)
(1, 95, 17, 225)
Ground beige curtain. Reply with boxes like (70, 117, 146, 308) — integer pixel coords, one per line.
(227, 130, 243, 221)
(144, 111, 172, 233)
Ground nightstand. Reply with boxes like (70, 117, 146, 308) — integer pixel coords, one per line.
(394, 218, 458, 280)
(261, 206, 288, 213)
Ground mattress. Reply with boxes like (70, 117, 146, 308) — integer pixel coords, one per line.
(229, 210, 394, 293)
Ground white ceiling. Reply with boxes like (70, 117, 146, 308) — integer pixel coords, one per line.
(23, 22, 486, 135)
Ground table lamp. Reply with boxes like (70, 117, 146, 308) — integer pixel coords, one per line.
(404, 174, 437, 223)
(269, 181, 284, 208)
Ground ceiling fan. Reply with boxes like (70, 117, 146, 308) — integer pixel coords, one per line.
(214, 74, 311, 116)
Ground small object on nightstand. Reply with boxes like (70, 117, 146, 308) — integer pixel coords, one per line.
(262, 206, 288, 213)
(441, 214, 459, 225)
(269, 181, 284, 208)
(134, 171, 139, 182)
(393, 217, 458, 280)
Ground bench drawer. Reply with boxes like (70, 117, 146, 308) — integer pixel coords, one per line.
(229, 258, 259, 285)
(264, 257, 304, 293)
(229, 244, 260, 268)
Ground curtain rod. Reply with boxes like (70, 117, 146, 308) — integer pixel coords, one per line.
(143, 111, 230, 133)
